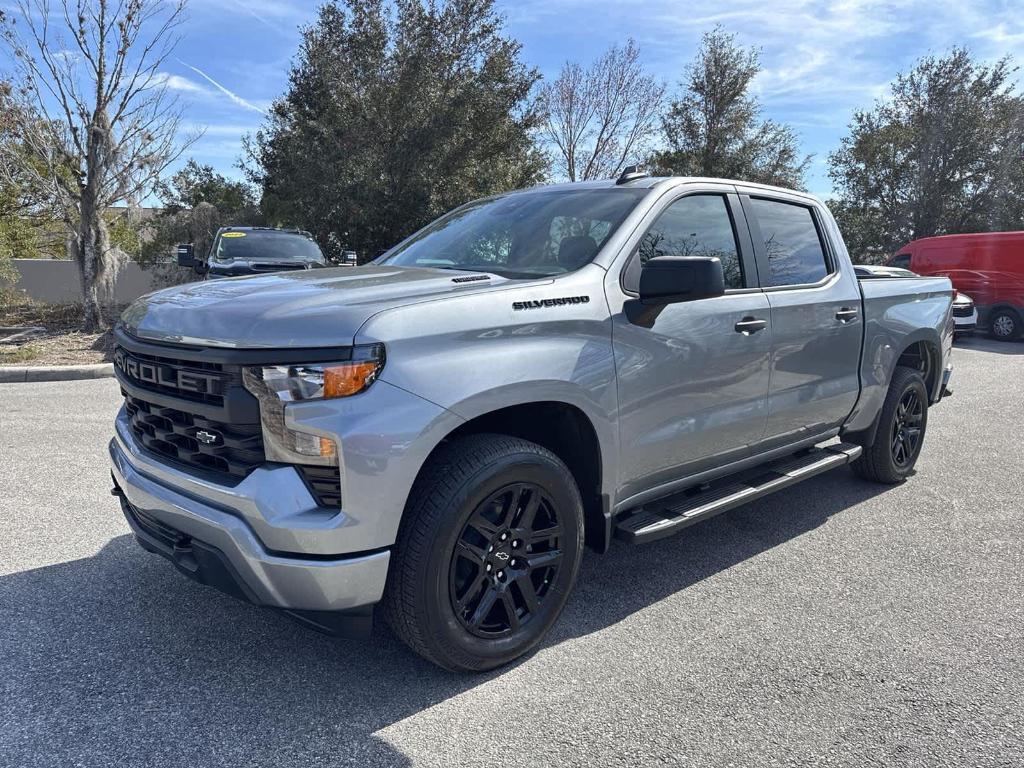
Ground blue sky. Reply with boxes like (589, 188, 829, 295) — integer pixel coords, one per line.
(13, 0, 1024, 199)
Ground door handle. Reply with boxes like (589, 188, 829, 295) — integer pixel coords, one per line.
(835, 307, 859, 323)
(734, 317, 768, 334)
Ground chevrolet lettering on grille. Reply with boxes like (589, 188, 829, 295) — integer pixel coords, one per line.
(114, 348, 225, 397)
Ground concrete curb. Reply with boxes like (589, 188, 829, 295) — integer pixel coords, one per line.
(0, 363, 114, 383)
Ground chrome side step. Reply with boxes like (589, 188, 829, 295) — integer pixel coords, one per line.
(613, 442, 862, 545)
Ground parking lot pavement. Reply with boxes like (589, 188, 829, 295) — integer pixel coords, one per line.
(1, 336, 1021, 768)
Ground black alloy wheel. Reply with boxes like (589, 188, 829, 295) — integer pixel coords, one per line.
(890, 389, 924, 468)
(449, 483, 563, 638)
(851, 366, 929, 484)
(383, 433, 584, 672)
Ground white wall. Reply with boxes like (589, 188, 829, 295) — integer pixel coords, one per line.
(10, 259, 171, 304)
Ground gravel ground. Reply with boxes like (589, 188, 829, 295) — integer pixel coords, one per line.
(0, 300, 114, 366)
(0, 335, 1021, 768)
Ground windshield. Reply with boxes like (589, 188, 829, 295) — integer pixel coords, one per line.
(212, 230, 325, 263)
(377, 188, 646, 278)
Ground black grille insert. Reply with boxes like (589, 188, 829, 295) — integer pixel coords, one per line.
(952, 304, 974, 318)
(125, 394, 264, 479)
(297, 466, 342, 507)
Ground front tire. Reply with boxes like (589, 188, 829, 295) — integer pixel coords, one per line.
(852, 366, 929, 484)
(383, 434, 584, 672)
(989, 308, 1022, 341)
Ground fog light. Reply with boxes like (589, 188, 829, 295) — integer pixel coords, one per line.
(293, 430, 337, 458)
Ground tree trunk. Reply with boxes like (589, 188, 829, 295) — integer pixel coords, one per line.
(72, 196, 114, 332)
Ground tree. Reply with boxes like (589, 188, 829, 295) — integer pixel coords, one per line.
(156, 159, 259, 215)
(2, 0, 194, 329)
(0, 78, 55, 285)
(829, 48, 1024, 262)
(538, 39, 665, 182)
(246, 0, 544, 260)
(141, 159, 262, 267)
(651, 27, 809, 189)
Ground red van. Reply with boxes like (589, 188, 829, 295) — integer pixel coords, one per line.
(889, 232, 1024, 340)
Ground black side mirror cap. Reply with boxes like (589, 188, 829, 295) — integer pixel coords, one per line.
(176, 243, 195, 267)
(638, 256, 726, 304)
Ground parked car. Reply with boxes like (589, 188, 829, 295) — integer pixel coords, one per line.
(888, 231, 1024, 340)
(112, 172, 954, 671)
(950, 291, 978, 335)
(177, 227, 328, 279)
(854, 264, 976, 335)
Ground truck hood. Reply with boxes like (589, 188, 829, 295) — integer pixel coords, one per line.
(120, 265, 511, 348)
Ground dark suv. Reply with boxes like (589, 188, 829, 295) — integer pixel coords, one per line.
(177, 227, 327, 279)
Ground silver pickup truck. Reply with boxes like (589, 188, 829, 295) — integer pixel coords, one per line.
(110, 172, 954, 671)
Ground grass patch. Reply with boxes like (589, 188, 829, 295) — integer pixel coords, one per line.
(0, 295, 84, 331)
(0, 345, 40, 364)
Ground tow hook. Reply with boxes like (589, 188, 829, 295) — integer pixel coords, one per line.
(172, 537, 199, 573)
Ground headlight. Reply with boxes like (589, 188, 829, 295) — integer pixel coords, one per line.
(242, 344, 385, 402)
(242, 344, 385, 466)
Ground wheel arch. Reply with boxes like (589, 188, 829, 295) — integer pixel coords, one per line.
(894, 337, 941, 401)
(843, 334, 941, 448)
(409, 399, 613, 553)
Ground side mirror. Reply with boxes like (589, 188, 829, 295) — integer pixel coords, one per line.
(176, 243, 195, 267)
(638, 256, 725, 304)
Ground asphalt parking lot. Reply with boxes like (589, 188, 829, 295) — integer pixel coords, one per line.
(1, 335, 1021, 767)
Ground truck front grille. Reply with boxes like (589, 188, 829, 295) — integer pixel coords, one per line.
(112, 346, 233, 407)
(115, 333, 342, 506)
(124, 394, 265, 480)
(952, 304, 974, 318)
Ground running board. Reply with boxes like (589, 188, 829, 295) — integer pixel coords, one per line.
(614, 442, 863, 545)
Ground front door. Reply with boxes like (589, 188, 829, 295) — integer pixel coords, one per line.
(607, 189, 772, 504)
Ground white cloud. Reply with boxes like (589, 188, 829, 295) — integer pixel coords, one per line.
(156, 72, 210, 95)
(973, 22, 1024, 48)
(188, 0, 309, 33)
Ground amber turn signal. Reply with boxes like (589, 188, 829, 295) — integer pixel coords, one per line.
(324, 361, 382, 398)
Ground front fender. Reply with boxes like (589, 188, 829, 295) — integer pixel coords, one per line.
(356, 269, 620, 498)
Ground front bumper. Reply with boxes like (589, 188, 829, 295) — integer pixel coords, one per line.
(109, 430, 390, 620)
(953, 308, 978, 332)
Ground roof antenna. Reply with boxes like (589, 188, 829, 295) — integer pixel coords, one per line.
(616, 164, 649, 185)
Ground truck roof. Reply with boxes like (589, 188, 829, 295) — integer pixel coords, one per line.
(519, 175, 819, 202)
(906, 231, 1024, 247)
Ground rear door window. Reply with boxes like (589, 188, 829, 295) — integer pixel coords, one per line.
(890, 253, 912, 269)
(748, 198, 830, 287)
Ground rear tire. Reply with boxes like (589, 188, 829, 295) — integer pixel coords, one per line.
(852, 367, 929, 484)
(989, 308, 1021, 341)
(382, 434, 584, 672)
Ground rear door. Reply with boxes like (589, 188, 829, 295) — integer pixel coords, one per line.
(607, 185, 772, 502)
(739, 192, 863, 445)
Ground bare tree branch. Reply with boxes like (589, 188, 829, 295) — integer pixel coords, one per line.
(2, 0, 194, 329)
(538, 39, 665, 182)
